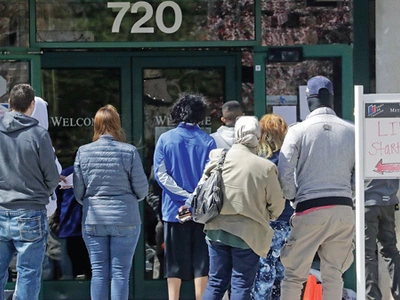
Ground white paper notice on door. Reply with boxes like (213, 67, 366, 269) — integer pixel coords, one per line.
(299, 85, 310, 121)
(273, 106, 297, 126)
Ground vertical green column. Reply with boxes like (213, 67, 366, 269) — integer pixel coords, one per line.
(253, 49, 266, 119)
(341, 47, 354, 121)
(353, 0, 370, 93)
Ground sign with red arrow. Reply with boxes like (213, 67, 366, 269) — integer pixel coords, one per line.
(374, 159, 400, 174)
(365, 102, 400, 178)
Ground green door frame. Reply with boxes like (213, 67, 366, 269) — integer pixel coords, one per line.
(39, 50, 241, 300)
(253, 44, 354, 122)
(130, 53, 241, 143)
(40, 52, 132, 140)
(0, 53, 41, 94)
(253, 44, 356, 292)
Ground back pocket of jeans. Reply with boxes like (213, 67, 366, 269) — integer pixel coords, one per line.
(18, 216, 43, 242)
(115, 225, 136, 237)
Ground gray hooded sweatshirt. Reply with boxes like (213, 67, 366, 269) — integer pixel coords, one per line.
(0, 111, 59, 210)
(210, 125, 236, 149)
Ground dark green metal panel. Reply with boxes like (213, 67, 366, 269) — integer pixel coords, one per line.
(353, 0, 371, 93)
(253, 50, 267, 119)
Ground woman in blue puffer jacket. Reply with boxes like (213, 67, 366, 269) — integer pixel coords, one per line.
(73, 105, 148, 300)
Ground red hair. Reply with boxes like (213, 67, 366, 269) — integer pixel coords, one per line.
(257, 114, 288, 158)
(93, 105, 126, 142)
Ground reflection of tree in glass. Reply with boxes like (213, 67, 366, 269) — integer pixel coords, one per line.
(35, 0, 256, 43)
(266, 60, 333, 96)
(43, 69, 120, 168)
(261, 0, 352, 46)
(143, 68, 225, 175)
(0, 2, 29, 47)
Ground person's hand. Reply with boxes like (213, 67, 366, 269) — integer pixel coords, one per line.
(59, 175, 73, 189)
(176, 205, 192, 223)
(178, 205, 189, 212)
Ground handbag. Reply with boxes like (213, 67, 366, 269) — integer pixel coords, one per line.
(191, 149, 227, 224)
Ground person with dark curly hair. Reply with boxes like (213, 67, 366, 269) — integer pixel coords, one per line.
(153, 93, 216, 300)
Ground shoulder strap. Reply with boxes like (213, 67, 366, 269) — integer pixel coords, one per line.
(216, 149, 228, 169)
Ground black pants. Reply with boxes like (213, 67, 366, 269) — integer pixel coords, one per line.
(365, 205, 400, 300)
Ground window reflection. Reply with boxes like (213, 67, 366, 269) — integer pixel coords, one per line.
(0, 61, 30, 103)
(39, 68, 120, 281)
(0, 1, 29, 47)
(35, 0, 255, 43)
(261, 0, 353, 46)
(265, 59, 342, 121)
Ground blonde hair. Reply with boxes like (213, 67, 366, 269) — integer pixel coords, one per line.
(93, 105, 126, 142)
(257, 114, 288, 158)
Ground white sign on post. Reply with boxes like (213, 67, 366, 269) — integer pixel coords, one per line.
(354, 86, 400, 300)
(364, 100, 400, 178)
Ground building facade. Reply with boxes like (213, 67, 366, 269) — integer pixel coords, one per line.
(1, 0, 378, 299)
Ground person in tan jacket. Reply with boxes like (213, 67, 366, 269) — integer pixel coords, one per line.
(201, 116, 285, 300)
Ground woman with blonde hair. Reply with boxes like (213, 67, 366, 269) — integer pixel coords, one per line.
(257, 113, 288, 162)
(252, 114, 293, 300)
(73, 105, 148, 300)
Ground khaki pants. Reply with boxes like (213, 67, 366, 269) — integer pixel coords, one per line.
(280, 206, 355, 300)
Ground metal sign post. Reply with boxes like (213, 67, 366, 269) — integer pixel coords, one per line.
(354, 85, 365, 300)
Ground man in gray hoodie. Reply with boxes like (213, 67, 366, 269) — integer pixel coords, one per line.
(211, 101, 243, 149)
(0, 84, 60, 300)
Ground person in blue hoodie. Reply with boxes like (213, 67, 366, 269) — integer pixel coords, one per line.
(153, 93, 216, 300)
(365, 179, 400, 300)
(0, 84, 60, 300)
(252, 113, 293, 300)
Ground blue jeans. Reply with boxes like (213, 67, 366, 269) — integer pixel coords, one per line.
(82, 224, 140, 300)
(0, 209, 48, 300)
(203, 240, 260, 300)
(251, 220, 291, 300)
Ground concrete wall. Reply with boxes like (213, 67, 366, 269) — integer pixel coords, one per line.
(376, 0, 400, 93)
(376, 2, 400, 299)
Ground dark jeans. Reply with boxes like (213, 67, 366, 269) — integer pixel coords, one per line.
(203, 240, 259, 300)
(365, 205, 400, 300)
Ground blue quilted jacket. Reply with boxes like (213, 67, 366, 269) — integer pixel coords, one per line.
(73, 135, 148, 226)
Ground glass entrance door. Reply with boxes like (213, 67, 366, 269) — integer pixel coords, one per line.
(132, 54, 239, 300)
(40, 52, 240, 300)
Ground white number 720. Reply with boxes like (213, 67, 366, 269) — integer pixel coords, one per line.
(107, 1, 182, 34)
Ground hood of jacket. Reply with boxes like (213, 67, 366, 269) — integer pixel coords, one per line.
(211, 125, 235, 148)
(0, 111, 38, 133)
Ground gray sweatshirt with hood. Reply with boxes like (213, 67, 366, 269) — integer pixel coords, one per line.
(0, 111, 59, 210)
(210, 125, 235, 149)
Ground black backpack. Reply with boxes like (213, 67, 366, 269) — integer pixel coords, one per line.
(191, 149, 227, 224)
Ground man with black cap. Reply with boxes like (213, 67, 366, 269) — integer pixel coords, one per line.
(278, 76, 355, 300)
